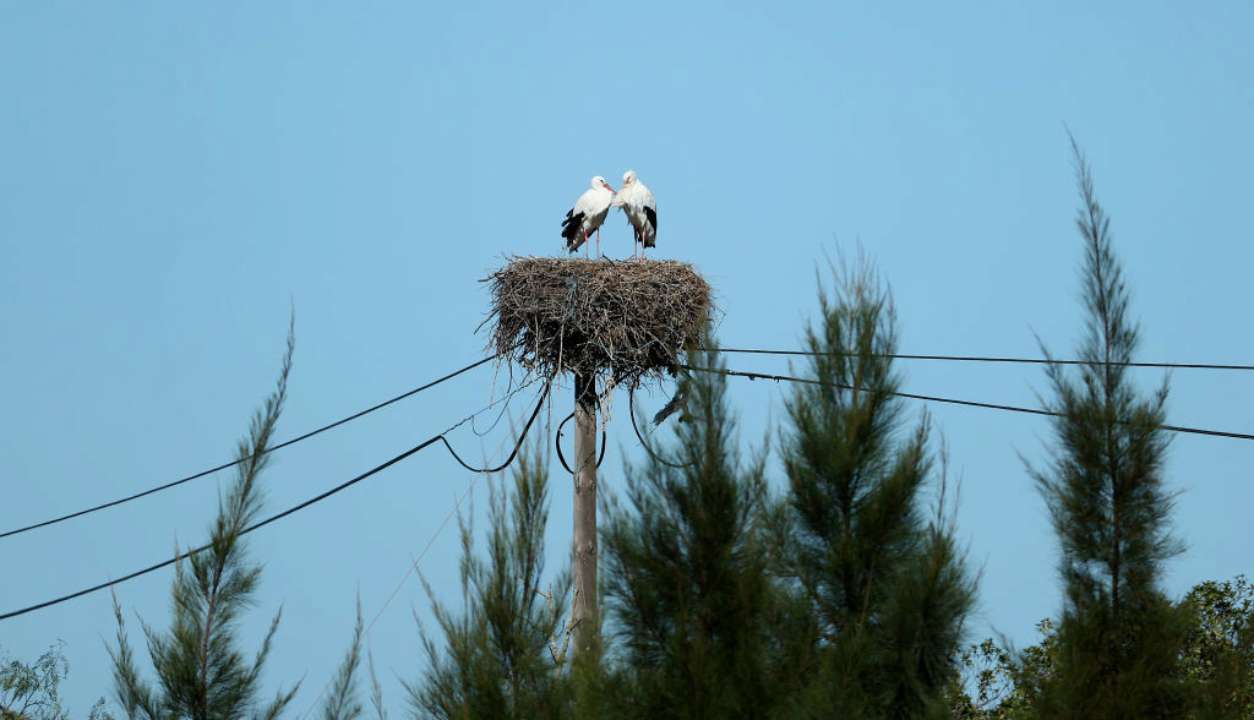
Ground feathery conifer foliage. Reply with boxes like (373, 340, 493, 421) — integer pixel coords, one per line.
(321, 600, 367, 720)
(774, 257, 976, 719)
(599, 347, 805, 719)
(1025, 140, 1186, 718)
(406, 442, 572, 720)
(106, 323, 300, 720)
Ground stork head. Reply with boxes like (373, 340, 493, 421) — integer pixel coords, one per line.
(621, 169, 637, 186)
(591, 175, 614, 192)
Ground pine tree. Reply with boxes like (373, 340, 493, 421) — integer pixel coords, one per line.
(773, 256, 975, 719)
(107, 325, 301, 720)
(1025, 139, 1186, 718)
(406, 442, 572, 720)
(598, 348, 806, 720)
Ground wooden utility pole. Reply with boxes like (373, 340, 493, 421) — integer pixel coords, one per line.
(571, 372, 599, 657)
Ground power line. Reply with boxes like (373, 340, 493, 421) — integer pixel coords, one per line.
(683, 365, 1254, 442)
(367, 479, 474, 635)
(711, 347, 1254, 371)
(0, 377, 552, 623)
(298, 384, 534, 720)
(0, 356, 497, 541)
(295, 476, 477, 720)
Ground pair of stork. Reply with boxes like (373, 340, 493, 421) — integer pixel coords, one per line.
(561, 170, 657, 259)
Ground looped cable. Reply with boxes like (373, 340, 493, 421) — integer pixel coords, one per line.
(555, 410, 608, 474)
(443, 376, 553, 474)
(472, 361, 518, 437)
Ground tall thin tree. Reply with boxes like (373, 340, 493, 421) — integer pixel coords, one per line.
(107, 321, 300, 720)
(774, 255, 975, 719)
(1026, 139, 1185, 718)
(321, 599, 367, 720)
(406, 441, 572, 720)
(599, 347, 808, 719)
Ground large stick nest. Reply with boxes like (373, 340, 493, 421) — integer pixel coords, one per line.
(484, 257, 712, 386)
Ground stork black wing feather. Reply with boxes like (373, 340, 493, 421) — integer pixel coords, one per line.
(561, 210, 586, 250)
(643, 206, 657, 247)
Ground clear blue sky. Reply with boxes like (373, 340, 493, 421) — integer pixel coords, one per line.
(2, 1, 1251, 714)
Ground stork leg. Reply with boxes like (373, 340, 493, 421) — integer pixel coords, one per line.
(596, 227, 602, 259)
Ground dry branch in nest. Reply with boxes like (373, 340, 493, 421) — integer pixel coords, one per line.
(484, 257, 712, 388)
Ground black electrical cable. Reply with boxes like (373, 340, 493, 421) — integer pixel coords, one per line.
(554, 411, 608, 474)
(0, 376, 552, 622)
(711, 347, 1254, 372)
(552, 372, 631, 475)
(440, 378, 552, 474)
(0, 356, 496, 540)
(684, 365, 1254, 442)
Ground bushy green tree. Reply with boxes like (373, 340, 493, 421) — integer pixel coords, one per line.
(107, 328, 301, 720)
(1025, 140, 1186, 718)
(773, 257, 976, 719)
(2, 643, 68, 720)
(598, 348, 806, 720)
(406, 443, 572, 720)
(949, 619, 1059, 720)
(1179, 576, 1254, 719)
(0, 643, 105, 720)
(953, 576, 1254, 719)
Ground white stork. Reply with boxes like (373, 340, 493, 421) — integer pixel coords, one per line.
(561, 176, 616, 257)
(612, 169, 657, 260)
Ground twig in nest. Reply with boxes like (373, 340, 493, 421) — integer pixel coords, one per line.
(628, 384, 698, 470)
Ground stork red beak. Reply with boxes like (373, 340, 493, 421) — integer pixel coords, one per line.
(604, 184, 615, 192)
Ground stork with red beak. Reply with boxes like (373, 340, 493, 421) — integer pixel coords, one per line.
(561, 176, 616, 257)
(612, 170, 657, 260)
